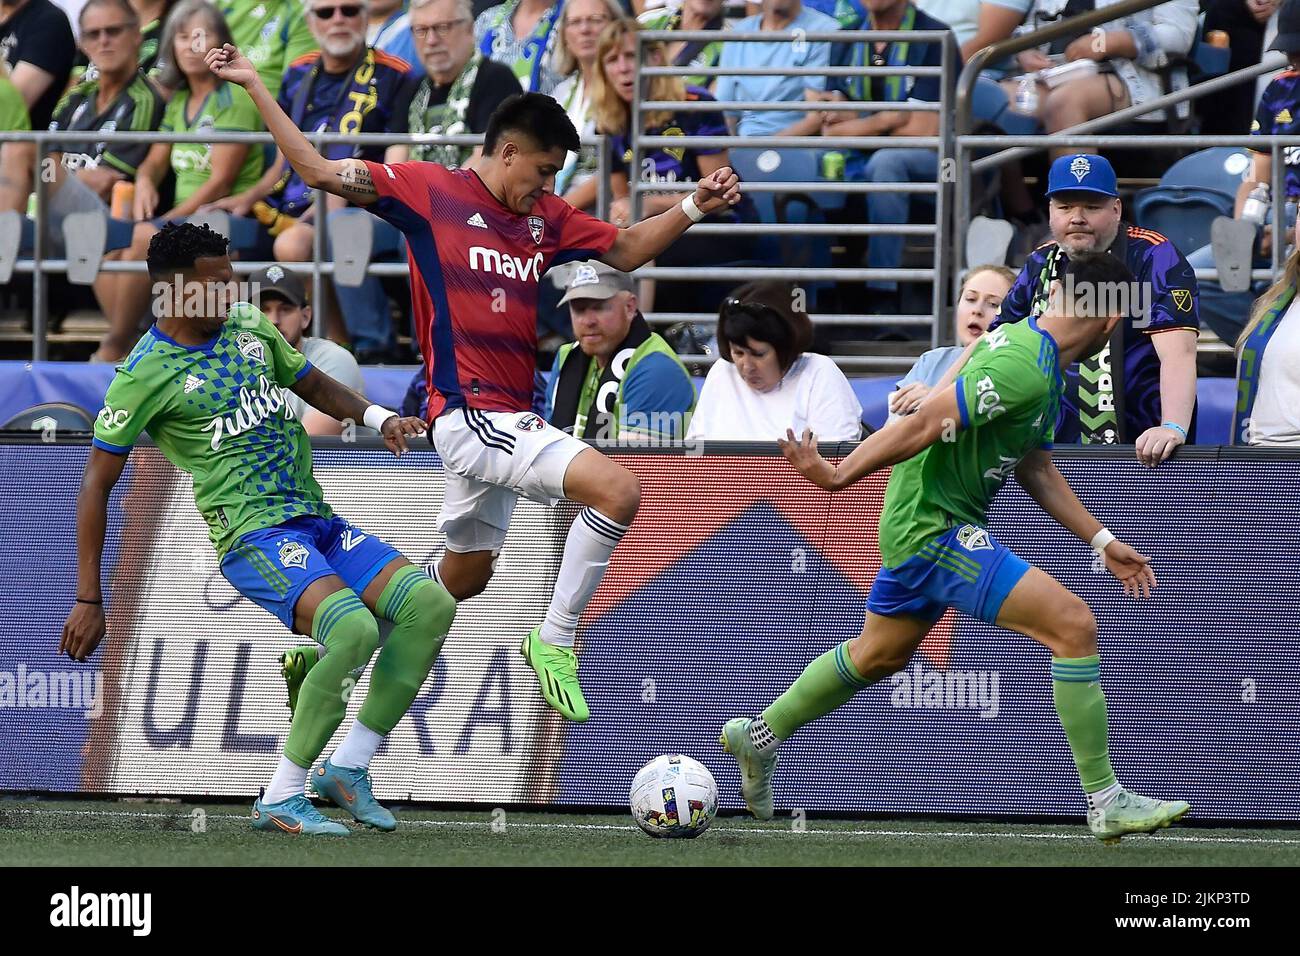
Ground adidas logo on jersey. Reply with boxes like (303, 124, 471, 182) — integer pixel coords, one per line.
(184, 374, 205, 393)
(467, 212, 488, 229)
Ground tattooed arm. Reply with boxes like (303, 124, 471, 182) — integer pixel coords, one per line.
(205, 43, 378, 205)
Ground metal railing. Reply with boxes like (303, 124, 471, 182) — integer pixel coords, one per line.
(633, 28, 959, 349)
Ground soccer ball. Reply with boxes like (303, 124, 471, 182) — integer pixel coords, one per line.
(629, 754, 718, 838)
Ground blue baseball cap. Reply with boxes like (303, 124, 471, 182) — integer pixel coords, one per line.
(1045, 154, 1119, 198)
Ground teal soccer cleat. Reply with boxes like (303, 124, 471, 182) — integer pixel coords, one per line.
(311, 759, 397, 831)
(251, 792, 349, 836)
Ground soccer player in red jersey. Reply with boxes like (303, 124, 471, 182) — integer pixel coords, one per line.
(208, 41, 741, 723)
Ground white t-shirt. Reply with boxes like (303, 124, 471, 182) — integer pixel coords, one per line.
(686, 352, 863, 442)
(1249, 296, 1300, 446)
(290, 337, 366, 422)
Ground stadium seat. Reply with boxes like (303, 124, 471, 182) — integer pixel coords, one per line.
(62, 211, 108, 285)
(729, 147, 833, 288)
(0, 209, 19, 284)
(333, 211, 374, 287)
(1, 401, 95, 433)
(1132, 147, 1247, 256)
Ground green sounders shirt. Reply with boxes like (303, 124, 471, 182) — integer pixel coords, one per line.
(161, 83, 265, 206)
(93, 303, 331, 556)
(0, 77, 30, 131)
(219, 0, 317, 98)
(878, 317, 1063, 568)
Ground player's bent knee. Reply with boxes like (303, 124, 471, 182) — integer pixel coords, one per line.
(1051, 600, 1098, 658)
(409, 576, 457, 636)
(328, 605, 381, 671)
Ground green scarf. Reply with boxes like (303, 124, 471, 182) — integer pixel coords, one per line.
(850, 4, 916, 104)
(409, 51, 482, 168)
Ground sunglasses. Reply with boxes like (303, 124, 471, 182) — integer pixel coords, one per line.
(311, 4, 364, 19)
(83, 22, 133, 43)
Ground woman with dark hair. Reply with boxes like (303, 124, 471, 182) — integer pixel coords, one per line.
(686, 281, 863, 441)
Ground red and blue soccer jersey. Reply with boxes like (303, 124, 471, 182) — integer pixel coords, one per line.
(362, 160, 618, 418)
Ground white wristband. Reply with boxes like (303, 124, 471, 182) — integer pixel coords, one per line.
(680, 194, 705, 223)
(1090, 528, 1115, 552)
(363, 404, 397, 432)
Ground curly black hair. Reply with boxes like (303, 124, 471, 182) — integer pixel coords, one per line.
(146, 221, 230, 281)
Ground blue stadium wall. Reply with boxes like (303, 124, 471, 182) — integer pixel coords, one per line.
(1, 438, 1297, 822)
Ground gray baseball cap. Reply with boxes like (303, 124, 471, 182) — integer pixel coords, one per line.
(559, 260, 635, 305)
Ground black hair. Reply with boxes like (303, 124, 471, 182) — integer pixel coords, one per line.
(715, 280, 813, 372)
(1061, 250, 1137, 319)
(146, 221, 230, 280)
(483, 92, 581, 156)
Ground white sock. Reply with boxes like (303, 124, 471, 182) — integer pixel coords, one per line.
(1087, 780, 1124, 811)
(331, 720, 384, 770)
(263, 756, 308, 804)
(540, 508, 629, 647)
(749, 716, 780, 755)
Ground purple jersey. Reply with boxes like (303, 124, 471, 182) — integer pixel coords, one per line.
(993, 224, 1199, 442)
(1252, 69, 1300, 199)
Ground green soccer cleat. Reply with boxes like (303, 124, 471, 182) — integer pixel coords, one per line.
(719, 717, 779, 821)
(520, 626, 589, 722)
(280, 645, 318, 715)
(1088, 789, 1191, 844)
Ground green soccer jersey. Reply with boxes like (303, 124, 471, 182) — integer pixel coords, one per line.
(877, 317, 1063, 568)
(219, 0, 317, 98)
(93, 303, 331, 556)
(161, 82, 265, 206)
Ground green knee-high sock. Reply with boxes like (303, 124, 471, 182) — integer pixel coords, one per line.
(356, 567, 457, 736)
(762, 641, 872, 740)
(1051, 655, 1117, 793)
(284, 590, 379, 767)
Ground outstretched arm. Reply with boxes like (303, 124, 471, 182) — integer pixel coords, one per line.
(290, 366, 426, 454)
(780, 383, 962, 491)
(1015, 448, 1156, 598)
(601, 166, 742, 272)
(205, 43, 379, 204)
(61, 447, 129, 661)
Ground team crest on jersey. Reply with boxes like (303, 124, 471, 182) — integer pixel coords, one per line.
(516, 413, 545, 432)
(956, 525, 993, 552)
(278, 540, 309, 570)
(236, 331, 265, 365)
(1170, 289, 1193, 313)
(528, 216, 544, 245)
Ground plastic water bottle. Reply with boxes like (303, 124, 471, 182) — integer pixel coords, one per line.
(1242, 183, 1271, 228)
(1015, 77, 1039, 115)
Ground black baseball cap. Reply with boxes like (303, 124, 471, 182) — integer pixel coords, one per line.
(1271, 0, 1300, 54)
(249, 264, 307, 308)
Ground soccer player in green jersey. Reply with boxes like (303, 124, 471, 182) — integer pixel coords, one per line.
(720, 252, 1191, 843)
(60, 222, 456, 836)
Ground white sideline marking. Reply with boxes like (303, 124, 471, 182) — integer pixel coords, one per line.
(7, 807, 1300, 846)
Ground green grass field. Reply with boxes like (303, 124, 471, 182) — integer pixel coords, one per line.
(2, 800, 1298, 866)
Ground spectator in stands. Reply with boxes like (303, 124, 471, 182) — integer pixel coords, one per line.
(1201, 0, 1280, 136)
(1190, 6, 1300, 347)
(72, 0, 178, 82)
(1004, 0, 1197, 157)
(0, 63, 31, 213)
(637, 0, 726, 90)
(819, 0, 956, 317)
(91, 0, 264, 362)
(888, 263, 1013, 419)
(715, 0, 841, 139)
(596, 18, 757, 306)
(984, 154, 1199, 463)
(249, 264, 367, 434)
(368, 0, 422, 75)
(51, 0, 167, 204)
(545, 260, 696, 440)
(0, 0, 77, 131)
(206, 0, 416, 359)
(209, 0, 317, 97)
(687, 280, 864, 442)
(391, 0, 520, 169)
(1234, 203, 1300, 445)
(745, 0, 864, 31)
(473, 0, 565, 94)
(552, 0, 619, 206)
